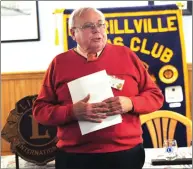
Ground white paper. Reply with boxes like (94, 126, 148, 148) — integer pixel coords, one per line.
(67, 70, 122, 135)
(169, 102, 181, 108)
(165, 86, 183, 103)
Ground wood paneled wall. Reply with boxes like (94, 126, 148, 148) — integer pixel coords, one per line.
(1, 64, 192, 155)
(1, 71, 45, 155)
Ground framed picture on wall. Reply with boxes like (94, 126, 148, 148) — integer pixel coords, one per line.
(1, 1, 40, 43)
(148, 1, 192, 15)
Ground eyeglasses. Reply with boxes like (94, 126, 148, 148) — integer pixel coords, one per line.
(73, 22, 106, 31)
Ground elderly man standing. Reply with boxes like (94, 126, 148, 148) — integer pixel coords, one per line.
(33, 7, 164, 169)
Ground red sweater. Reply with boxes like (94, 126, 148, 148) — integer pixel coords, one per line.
(33, 43, 164, 153)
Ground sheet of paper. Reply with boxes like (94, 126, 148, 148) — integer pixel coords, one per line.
(67, 70, 122, 135)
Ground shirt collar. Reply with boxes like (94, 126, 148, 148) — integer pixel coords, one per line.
(76, 45, 102, 59)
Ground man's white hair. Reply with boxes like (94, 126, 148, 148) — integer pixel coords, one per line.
(68, 7, 105, 29)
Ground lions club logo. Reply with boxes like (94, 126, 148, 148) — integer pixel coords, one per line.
(1, 95, 57, 166)
(159, 65, 179, 84)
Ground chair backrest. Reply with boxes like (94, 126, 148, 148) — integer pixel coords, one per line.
(140, 110, 192, 148)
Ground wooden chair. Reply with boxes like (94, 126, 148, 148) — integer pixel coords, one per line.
(140, 110, 192, 148)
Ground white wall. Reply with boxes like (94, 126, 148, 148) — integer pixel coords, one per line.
(1, 1, 192, 73)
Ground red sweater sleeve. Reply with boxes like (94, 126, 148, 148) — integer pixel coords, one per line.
(124, 47, 164, 114)
(32, 59, 75, 126)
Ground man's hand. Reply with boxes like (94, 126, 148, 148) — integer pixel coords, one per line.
(72, 94, 109, 123)
(102, 96, 133, 116)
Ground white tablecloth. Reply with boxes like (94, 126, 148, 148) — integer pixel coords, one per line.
(1, 147, 192, 168)
(144, 147, 192, 168)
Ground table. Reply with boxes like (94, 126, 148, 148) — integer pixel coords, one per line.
(1, 147, 192, 168)
(144, 147, 192, 168)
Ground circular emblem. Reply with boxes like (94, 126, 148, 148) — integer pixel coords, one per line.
(18, 108, 57, 147)
(1, 95, 58, 166)
(159, 65, 178, 84)
(166, 147, 173, 153)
